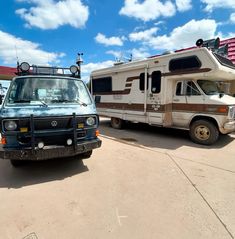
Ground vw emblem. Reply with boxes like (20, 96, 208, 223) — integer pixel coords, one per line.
(51, 120, 58, 127)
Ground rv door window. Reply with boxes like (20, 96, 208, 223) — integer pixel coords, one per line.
(151, 71, 161, 93)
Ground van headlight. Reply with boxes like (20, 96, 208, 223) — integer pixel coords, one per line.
(86, 117, 95, 126)
(228, 106, 235, 119)
(4, 120, 17, 131)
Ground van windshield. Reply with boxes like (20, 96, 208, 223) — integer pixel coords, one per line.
(6, 77, 92, 106)
(197, 80, 222, 95)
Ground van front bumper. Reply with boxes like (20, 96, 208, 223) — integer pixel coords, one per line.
(0, 138, 102, 161)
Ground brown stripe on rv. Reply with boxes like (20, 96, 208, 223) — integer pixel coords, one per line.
(96, 102, 228, 115)
(125, 83, 132, 87)
(162, 68, 212, 76)
(93, 89, 131, 95)
(126, 76, 139, 82)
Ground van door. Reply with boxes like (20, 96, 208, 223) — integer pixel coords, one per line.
(172, 80, 203, 127)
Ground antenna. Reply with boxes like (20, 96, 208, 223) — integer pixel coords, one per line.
(15, 45, 19, 64)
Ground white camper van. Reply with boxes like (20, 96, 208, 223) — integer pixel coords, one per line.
(90, 39, 235, 145)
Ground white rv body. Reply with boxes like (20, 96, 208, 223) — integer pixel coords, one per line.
(91, 47, 235, 144)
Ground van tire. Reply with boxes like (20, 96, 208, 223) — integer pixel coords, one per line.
(80, 150, 93, 159)
(111, 117, 123, 129)
(189, 120, 219, 145)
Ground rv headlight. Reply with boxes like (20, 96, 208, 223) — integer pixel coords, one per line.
(228, 106, 235, 119)
(20, 62, 30, 72)
(70, 65, 78, 74)
(4, 120, 17, 131)
(86, 117, 95, 126)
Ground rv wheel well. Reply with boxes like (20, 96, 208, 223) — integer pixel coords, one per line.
(190, 116, 218, 129)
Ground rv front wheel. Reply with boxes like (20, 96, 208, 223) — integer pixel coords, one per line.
(111, 117, 123, 129)
(189, 120, 219, 145)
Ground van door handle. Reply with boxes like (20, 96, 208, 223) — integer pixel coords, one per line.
(173, 99, 180, 102)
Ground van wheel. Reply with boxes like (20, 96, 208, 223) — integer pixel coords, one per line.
(10, 160, 26, 167)
(111, 117, 123, 129)
(80, 150, 93, 159)
(189, 120, 219, 145)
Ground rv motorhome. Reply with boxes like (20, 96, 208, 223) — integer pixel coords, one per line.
(91, 38, 235, 145)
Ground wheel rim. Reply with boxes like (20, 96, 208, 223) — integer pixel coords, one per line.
(113, 118, 120, 126)
(194, 125, 210, 141)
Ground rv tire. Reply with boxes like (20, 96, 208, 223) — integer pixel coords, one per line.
(111, 117, 124, 129)
(189, 119, 219, 145)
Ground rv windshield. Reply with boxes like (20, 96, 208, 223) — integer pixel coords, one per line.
(6, 77, 92, 106)
(197, 80, 222, 95)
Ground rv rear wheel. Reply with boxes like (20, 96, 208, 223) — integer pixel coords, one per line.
(111, 117, 123, 129)
(189, 119, 219, 145)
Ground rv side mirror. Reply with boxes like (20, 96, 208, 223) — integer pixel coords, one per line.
(95, 96, 101, 103)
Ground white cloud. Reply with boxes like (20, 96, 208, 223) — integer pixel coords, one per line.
(81, 60, 114, 82)
(175, 0, 192, 12)
(0, 30, 64, 65)
(106, 50, 122, 59)
(201, 0, 235, 12)
(129, 48, 150, 59)
(119, 0, 176, 22)
(129, 27, 158, 42)
(16, 0, 89, 29)
(95, 33, 125, 46)
(230, 13, 235, 24)
(130, 19, 218, 51)
(82, 60, 114, 74)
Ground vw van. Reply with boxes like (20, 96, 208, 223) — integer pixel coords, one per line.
(0, 62, 101, 166)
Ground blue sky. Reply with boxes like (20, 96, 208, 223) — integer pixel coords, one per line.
(0, 0, 235, 82)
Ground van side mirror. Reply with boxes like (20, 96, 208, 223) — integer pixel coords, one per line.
(0, 95, 3, 105)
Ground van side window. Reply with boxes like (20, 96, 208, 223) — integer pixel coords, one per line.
(151, 71, 161, 93)
(92, 77, 112, 93)
(176, 81, 201, 96)
(139, 73, 149, 91)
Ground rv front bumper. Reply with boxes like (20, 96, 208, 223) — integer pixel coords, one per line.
(220, 121, 235, 134)
(0, 138, 102, 161)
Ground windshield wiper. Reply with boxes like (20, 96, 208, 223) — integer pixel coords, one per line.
(36, 100, 48, 107)
(51, 99, 87, 106)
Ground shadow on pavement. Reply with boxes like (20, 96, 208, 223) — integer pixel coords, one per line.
(99, 118, 234, 150)
(0, 157, 88, 189)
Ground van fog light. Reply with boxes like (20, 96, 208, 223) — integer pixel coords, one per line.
(67, 139, 73, 145)
(38, 141, 44, 149)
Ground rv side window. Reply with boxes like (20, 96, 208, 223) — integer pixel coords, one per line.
(151, 71, 161, 93)
(92, 77, 112, 93)
(139, 73, 149, 91)
(169, 56, 201, 72)
(176, 81, 201, 95)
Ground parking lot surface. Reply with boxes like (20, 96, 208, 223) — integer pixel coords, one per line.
(0, 117, 234, 239)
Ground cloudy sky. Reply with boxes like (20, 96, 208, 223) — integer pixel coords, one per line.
(0, 0, 235, 81)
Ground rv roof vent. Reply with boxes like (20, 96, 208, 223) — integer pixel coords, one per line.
(162, 50, 174, 55)
(114, 61, 124, 66)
